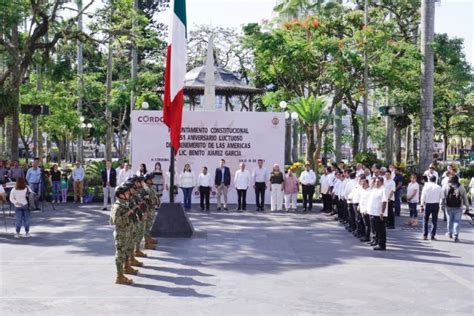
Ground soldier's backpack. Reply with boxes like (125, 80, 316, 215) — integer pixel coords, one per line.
(446, 185, 462, 208)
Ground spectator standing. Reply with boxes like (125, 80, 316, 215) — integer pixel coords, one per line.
(72, 162, 85, 203)
(269, 164, 285, 212)
(8, 160, 24, 181)
(442, 175, 470, 242)
(252, 159, 268, 212)
(197, 166, 212, 211)
(358, 179, 372, 242)
(420, 175, 442, 240)
(320, 167, 332, 213)
(299, 162, 316, 212)
(25, 160, 41, 210)
(214, 159, 231, 211)
(384, 170, 396, 229)
(283, 168, 298, 212)
(49, 164, 62, 203)
(423, 164, 439, 184)
(234, 163, 251, 211)
(151, 162, 165, 199)
(367, 177, 388, 250)
(0, 160, 7, 184)
(60, 174, 68, 203)
(136, 163, 148, 177)
(117, 162, 134, 185)
(406, 174, 420, 226)
(470, 177, 474, 204)
(179, 163, 196, 210)
(101, 160, 117, 210)
(393, 168, 404, 216)
(9, 177, 31, 238)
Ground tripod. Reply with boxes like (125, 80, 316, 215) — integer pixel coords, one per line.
(39, 180, 56, 212)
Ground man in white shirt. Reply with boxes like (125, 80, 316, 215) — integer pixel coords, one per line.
(320, 167, 332, 213)
(384, 171, 396, 229)
(299, 162, 316, 212)
(367, 177, 388, 250)
(420, 175, 443, 240)
(72, 162, 85, 203)
(358, 179, 372, 242)
(197, 166, 212, 211)
(118, 162, 134, 185)
(252, 159, 268, 211)
(344, 171, 358, 233)
(234, 163, 251, 211)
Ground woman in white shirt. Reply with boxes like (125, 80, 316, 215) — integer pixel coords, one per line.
(406, 174, 420, 226)
(9, 177, 31, 238)
(179, 164, 196, 210)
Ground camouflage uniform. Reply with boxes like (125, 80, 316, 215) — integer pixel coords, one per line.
(128, 190, 142, 254)
(143, 184, 160, 239)
(110, 199, 132, 274)
(134, 187, 149, 245)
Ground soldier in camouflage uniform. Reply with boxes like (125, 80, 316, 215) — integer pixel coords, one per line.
(144, 174, 160, 249)
(126, 177, 145, 267)
(110, 185, 134, 285)
(131, 176, 150, 256)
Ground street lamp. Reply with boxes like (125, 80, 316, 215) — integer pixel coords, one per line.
(279, 101, 287, 110)
(142, 101, 149, 110)
(291, 112, 298, 121)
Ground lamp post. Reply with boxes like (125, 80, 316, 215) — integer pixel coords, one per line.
(280, 101, 291, 165)
(290, 112, 299, 162)
(78, 116, 85, 163)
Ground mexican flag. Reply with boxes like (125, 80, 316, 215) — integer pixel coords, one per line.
(163, 0, 187, 154)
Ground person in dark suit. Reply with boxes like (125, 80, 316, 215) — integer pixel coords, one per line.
(102, 160, 117, 210)
(214, 159, 231, 211)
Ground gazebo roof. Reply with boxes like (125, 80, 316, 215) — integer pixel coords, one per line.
(156, 65, 263, 96)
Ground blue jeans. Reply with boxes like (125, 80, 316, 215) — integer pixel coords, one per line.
(181, 187, 193, 209)
(52, 181, 61, 202)
(446, 207, 463, 236)
(30, 183, 40, 195)
(408, 203, 418, 218)
(15, 206, 31, 233)
(394, 190, 401, 216)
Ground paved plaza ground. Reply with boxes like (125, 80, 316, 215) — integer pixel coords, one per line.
(0, 202, 473, 315)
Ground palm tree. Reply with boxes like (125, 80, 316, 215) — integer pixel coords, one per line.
(419, 0, 435, 171)
(288, 96, 334, 171)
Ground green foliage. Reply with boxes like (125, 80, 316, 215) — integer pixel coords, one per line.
(354, 151, 381, 167)
(287, 96, 329, 127)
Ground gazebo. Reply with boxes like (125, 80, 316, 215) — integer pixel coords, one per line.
(156, 65, 263, 111)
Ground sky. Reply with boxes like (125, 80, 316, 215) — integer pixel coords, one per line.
(155, 0, 474, 66)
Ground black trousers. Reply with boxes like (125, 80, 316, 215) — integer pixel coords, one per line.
(386, 200, 395, 228)
(237, 189, 247, 210)
(371, 215, 386, 248)
(199, 186, 210, 210)
(348, 203, 356, 230)
(255, 182, 266, 209)
(322, 193, 332, 211)
(363, 213, 371, 240)
(424, 203, 439, 237)
(302, 185, 315, 210)
(341, 199, 349, 222)
(354, 204, 365, 236)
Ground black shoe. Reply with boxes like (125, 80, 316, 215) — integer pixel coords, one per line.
(431, 236, 437, 241)
(102, 207, 107, 211)
(369, 241, 378, 246)
(373, 246, 386, 251)
(216, 207, 221, 211)
(224, 207, 228, 211)
(307, 208, 312, 212)
(360, 238, 370, 242)
(454, 236, 459, 243)
(200, 207, 204, 211)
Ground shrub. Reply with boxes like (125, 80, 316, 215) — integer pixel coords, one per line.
(353, 151, 381, 167)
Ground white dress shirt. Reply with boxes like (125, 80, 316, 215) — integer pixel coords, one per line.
(327, 172, 336, 187)
(420, 182, 442, 205)
(299, 170, 316, 186)
(344, 179, 358, 201)
(424, 170, 439, 183)
(118, 168, 134, 185)
(234, 169, 251, 190)
(384, 178, 396, 201)
(320, 174, 330, 194)
(197, 173, 212, 187)
(351, 185, 362, 204)
(367, 187, 388, 216)
(359, 188, 372, 214)
(406, 182, 420, 203)
(252, 167, 268, 184)
(333, 178, 342, 197)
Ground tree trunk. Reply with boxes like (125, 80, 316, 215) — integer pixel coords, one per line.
(334, 103, 342, 162)
(394, 126, 402, 164)
(350, 109, 360, 157)
(306, 125, 315, 167)
(385, 116, 393, 164)
(105, 3, 114, 161)
(405, 124, 412, 163)
(77, 0, 84, 163)
(313, 127, 323, 174)
(419, 0, 435, 171)
(443, 132, 448, 161)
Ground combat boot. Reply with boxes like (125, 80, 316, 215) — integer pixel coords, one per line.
(134, 248, 148, 257)
(130, 255, 143, 267)
(124, 262, 138, 275)
(144, 240, 156, 250)
(115, 272, 133, 285)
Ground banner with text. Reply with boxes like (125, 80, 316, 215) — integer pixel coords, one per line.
(131, 111, 285, 204)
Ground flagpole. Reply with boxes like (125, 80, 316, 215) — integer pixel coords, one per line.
(169, 147, 175, 203)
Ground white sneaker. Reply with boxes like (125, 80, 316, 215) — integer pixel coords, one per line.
(25, 233, 31, 238)
(80, 198, 84, 204)
(14, 233, 21, 238)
